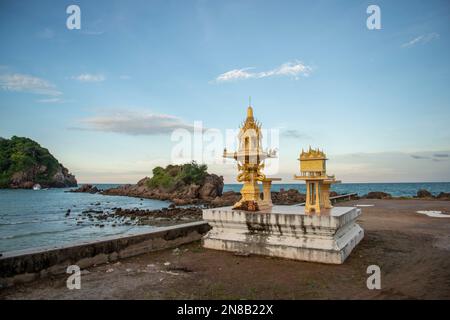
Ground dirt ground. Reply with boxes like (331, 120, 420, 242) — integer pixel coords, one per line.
(1, 199, 450, 300)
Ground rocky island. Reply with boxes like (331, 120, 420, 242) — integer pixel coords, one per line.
(99, 162, 225, 205)
(0, 136, 77, 189)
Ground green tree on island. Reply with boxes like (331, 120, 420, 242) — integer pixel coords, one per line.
(147, 162, 208, 190)
(0, 136, 77, 188)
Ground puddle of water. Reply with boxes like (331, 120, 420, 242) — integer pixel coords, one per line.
(416, 210, 450, 218)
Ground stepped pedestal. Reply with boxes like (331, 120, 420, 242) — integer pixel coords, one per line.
(202, 205, 364, 264)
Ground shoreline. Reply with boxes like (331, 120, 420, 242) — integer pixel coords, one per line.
(1, 186, 449, 254)
(1, 198, 449, 299)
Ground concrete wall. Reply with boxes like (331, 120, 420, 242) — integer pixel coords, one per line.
(0, 221, 210, 287)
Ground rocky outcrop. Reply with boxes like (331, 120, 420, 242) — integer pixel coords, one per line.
(198, 174, 224, 199)
(210, 191, 241, 207)
(113, 207, 203, 226)
(437, 192, 450, 200)
(69, 184, 100, 194)
(208, 189, 306, 207)
(416, 189, 433, 198)
(8, 164, 77, 189)
(363, 191, 392, 199)
(0, 136, 77, 189)
(271, 188, 306, 205)
(102, 174, 224, 205)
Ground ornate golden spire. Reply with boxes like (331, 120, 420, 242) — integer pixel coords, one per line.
(223, 103, 279, 210)
(247, 106, 254, 119)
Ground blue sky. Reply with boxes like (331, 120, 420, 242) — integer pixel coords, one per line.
(0, 0, 449, 183)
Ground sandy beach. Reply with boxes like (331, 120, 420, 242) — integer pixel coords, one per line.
(1, 198, 449, 300)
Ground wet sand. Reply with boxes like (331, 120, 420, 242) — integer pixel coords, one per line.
(1, 199, 449, 300)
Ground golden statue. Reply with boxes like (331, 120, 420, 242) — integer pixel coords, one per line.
(223, 105, 279, 210)
(294, 147, 340, 214)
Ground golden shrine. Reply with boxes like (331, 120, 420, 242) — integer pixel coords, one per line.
(223, 105, 279, 210)
(294, 147, 340, 214)
(202, 106, 364, 264)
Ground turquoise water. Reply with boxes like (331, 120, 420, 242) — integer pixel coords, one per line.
(0, 185, 169, 253)
(1, 182, 450, 253)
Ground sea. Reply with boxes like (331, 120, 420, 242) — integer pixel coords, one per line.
(1, 182, 449, 253)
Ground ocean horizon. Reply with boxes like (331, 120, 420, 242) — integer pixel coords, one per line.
(76, 181, 450, 196)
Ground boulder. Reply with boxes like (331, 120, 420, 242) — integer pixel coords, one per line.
(271, 189, 306, 205)
(210, 191, 241, 207)
(198, 174, 224, 199)
(416, 189, 433, 198)
(363, 191, 392, 199)
(437, 192, 450, 200)
(69, 184, 100, 194)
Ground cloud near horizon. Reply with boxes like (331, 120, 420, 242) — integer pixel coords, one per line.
(411, 153, 449, 160)
(36, 97, 64, 103)
(72, 73, 105, 82)
(281, 129, 309, 139)
(401, 33, 439, 48)
(0, 73, 62, 96)
(214, 60, 312, 82)
(433, 153, 449, 158)
(74, 110, 196, 135)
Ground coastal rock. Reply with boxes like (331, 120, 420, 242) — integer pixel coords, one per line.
(271, 189, 306, 205)
(51, 166, 77, 188)
(113, 207, 203, 226)
(186, 184, 201, 198)
(437, 192, 450, 200)
(69, 184, 100, 194)
(198, 174, 224, 199)
(416, 189, 433, 198)
(102, 173, 224, 205)
(210, 191, 241, 207)
(363, 191, 392, 199)
(208, 189, 307, 207)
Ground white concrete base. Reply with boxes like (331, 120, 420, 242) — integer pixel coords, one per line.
(202, 205, 364, 264)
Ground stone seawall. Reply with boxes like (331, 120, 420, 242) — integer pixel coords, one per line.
(0, 221, 210, 287)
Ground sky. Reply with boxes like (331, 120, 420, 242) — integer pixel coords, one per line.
(0, 0, 449, 183)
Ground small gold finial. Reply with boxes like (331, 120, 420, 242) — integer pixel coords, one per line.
(247, 105, 254, 118)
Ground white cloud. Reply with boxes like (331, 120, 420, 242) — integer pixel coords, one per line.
(216, 68, 255, 82)
(73, 73, 105, 82)
(259, 61, 312, 78)
(36, 97, 66, 103)
(0, 73, 62, 96)
(73, 110, 195, 135)
(401, 33, 439, 48)
(214, 60, 312, 83)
